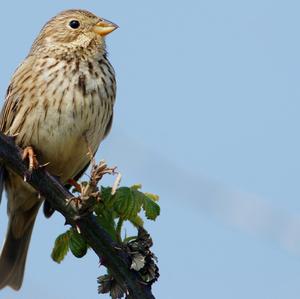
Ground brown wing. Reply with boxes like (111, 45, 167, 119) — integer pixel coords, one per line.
(0, 84, 16, 133)
(0, 57, 35, 135)
(0, 78, 18, 210)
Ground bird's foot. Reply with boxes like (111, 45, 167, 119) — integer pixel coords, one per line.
(22, 146, 38, 172)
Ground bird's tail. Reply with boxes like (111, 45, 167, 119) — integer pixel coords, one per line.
(0, 204, 39, 290)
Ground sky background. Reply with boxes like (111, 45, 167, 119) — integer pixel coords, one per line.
(1, 0, 300, 298)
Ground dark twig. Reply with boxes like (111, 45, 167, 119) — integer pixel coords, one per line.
(0, 132, 155, 299)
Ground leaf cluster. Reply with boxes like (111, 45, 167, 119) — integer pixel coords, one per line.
(51, 183, 160, 298)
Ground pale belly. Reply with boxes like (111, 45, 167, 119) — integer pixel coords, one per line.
(5, 56, 115, 183)
(30, 89, 110, 182)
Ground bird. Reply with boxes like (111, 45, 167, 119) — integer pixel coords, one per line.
(0, 9, 118, 290)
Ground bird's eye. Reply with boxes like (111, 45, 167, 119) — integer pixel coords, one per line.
(69, 20, 80, 29)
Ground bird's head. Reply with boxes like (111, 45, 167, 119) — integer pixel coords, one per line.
(30, 10, 118, 56)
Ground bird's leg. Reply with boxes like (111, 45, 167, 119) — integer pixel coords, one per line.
(22, 146, 38, 172)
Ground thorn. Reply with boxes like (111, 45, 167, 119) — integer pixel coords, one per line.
(39, 162, 50, 169)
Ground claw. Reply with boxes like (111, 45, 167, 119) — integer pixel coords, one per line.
(22, 146, 38, 172)
(39, 162, 50, 169)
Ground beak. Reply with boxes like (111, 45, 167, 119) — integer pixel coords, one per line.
(93, 19, 118, 37)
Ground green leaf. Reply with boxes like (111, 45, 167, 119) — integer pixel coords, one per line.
(129, 188, 160, 221)
(96, 208, 117, 241)
(51, 230, 71, 263)
(144, 192, 159, 202)
(113, 187, 142, 220)
(69, 229, 88, 258)
(100, 186, 115, 208)
(101, 186, 112, 200)
(131, 184, 142, 190)
(130, 215, 144, 228)
(141, 193, 160, 220)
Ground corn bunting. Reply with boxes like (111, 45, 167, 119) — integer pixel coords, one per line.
(0, 9, 118, 290)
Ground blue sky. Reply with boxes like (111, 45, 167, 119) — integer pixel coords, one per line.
(1, 0, 300, 298)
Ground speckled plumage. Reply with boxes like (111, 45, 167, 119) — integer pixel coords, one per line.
(0, 9, 117, 290)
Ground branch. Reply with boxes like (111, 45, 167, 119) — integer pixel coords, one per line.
(0, 132, 155, 299)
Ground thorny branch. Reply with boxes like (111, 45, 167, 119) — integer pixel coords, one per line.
(0, 132, 155, 299)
